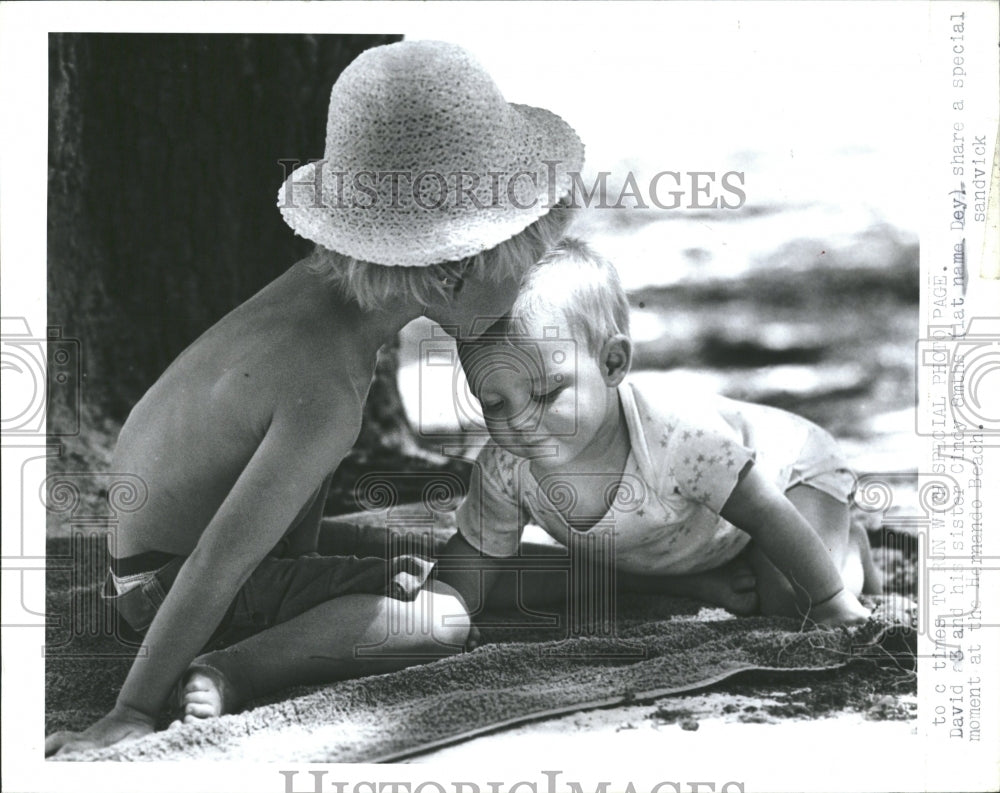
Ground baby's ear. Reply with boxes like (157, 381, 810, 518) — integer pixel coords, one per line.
(599, 334, 632, 386)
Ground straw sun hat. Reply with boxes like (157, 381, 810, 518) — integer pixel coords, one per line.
(278, 40, 584, 267)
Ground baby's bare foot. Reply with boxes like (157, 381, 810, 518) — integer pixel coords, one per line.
(811, 589, 871, 628)
(675, 558, 759, 615)
(175, 664, 238, 725)
(709, 558, 759, 615)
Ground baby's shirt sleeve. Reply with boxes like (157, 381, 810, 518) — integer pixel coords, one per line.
(456, 441, 527, 557)
(663, 414, 756, 514)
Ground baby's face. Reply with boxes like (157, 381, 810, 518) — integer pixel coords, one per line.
(463, 311, 617, 465)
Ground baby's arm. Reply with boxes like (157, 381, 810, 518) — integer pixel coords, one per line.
(46, 400, 354, 756)
(435, 532, 508, 646)
(720, 465, 869, 627)
(434, 445, 526, 645)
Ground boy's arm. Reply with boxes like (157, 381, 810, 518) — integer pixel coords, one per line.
(719, 464, 846, 608)
(275, 471, 334, 557)
(46, 400, 355, 756)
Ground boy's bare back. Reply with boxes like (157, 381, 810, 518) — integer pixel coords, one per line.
(112, 260, 383, 558)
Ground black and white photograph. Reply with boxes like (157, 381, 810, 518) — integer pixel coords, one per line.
(1, 2, 998, 791)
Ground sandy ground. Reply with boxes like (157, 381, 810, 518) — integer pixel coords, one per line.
(402, 631, 917, 762)
(411, 692, 917, 765)
(407, 706, 923, 793)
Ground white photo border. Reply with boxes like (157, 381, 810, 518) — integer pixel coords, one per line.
(2, 2, 998, 792)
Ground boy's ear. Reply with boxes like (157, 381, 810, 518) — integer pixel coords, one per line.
(599, 334, 632, 386)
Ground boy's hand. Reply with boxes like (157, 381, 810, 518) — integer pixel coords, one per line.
(465, 622, 483, 652)
(810, 588, 871, 629)
(44, 703, 156, 758)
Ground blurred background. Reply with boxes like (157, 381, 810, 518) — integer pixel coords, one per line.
(46, 19, 921, 518)
(398, 17, 921, 482)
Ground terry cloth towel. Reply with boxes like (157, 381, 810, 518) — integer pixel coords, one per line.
(46, 526, 915, 763)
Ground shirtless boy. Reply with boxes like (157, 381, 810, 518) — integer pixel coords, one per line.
(45, 40, 581, 756)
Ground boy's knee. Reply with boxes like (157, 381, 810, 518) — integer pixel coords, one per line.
(420, 587, 471, 651)
(376, 587, 469, 656)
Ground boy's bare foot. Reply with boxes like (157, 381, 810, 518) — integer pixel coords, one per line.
(172, 664, 240, 726)
(45, 703, 156, 756)
(810, 588, 871, 628)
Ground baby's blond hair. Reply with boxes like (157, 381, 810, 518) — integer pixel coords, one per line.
(509, 237, 629, 355)
(307, 199, 573, 311)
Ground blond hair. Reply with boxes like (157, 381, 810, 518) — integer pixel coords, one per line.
(307, 198, 573, 310)
(509, 237, 630, 355)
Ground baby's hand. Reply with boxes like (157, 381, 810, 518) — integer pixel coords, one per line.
(810, 588, 871, 628)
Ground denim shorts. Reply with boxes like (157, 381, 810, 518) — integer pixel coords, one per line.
(102, 550, 436, 651)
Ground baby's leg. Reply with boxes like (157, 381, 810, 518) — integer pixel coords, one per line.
(853, 520, 884, 595)
(750, 484, 860, 619)
(624, 558, 759, 615)
(484, 543, 758, 616)
(177, 580, 469, 722)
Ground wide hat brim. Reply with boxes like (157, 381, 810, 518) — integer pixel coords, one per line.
(278, 102, 584, 267)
